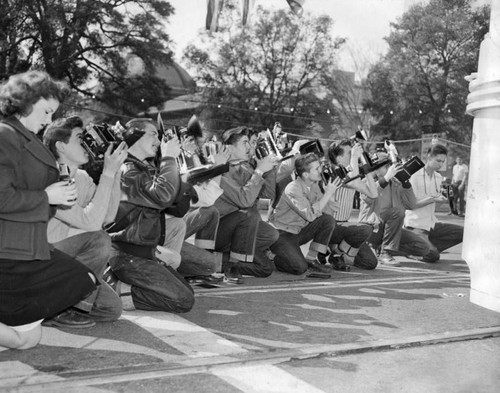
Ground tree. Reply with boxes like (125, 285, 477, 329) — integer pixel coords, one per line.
(0, 0, 176, 115)
(183, 0, 345, 136)
(365, 0, 489, 143)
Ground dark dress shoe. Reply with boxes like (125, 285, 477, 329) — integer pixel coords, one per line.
(328, 254, 351, 271)
(42, 309, 95, 329)
(307, 259, 333, 273)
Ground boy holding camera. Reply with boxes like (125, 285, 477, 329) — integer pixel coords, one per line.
(43, 116, 126, 327)
(403, 144, 463, 262)
(269, 153, 340, 275)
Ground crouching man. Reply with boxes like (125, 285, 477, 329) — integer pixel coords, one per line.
(269, 153, 340, 275)
(107, 118, 194, 313)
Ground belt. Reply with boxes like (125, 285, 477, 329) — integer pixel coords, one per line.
(405, 226, 430, 235)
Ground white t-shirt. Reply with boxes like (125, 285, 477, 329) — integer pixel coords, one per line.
(404, 168, 442, 231)
(452, 163, 468, 183)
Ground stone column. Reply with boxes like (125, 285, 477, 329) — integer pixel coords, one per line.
(464, 1, 500, 312)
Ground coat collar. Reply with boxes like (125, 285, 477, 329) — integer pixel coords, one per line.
(2, 117, 58, 170)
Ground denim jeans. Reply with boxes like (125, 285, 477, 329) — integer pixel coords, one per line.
(401, 222, 463, 263)
(329, 222, 378, 270)
(216, 210, 259, 263)
(108, 244, 194, 313)
(178, 207, 219, 277)
(52, 231, 122, 321)
(271, 214, 335, 275)
(245, 218, 278, 277)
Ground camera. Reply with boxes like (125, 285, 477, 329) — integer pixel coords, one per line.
(321, 159, 348, 183)
(299, 139, 324, 156)
(441, 182, 454, 199)
(255, 137, 279, 159)
(81, 123, 122, 161)
(394, 156, 425, 183)
(255, 130, 281, 160)
(349, 128, 373, 172)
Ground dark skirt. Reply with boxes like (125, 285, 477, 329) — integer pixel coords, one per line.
(0, 249, 96, 326)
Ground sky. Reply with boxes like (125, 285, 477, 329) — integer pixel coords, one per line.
(165, 0, 425, 72)
(165, 0, 490, 75)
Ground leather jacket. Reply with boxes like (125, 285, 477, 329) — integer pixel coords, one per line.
(109, 154, 181, 246)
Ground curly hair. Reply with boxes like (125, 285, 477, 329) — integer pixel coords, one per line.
(0, 71, 70, 118)
(43, 116, 84, 159)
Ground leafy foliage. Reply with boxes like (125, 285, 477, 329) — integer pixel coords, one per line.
(183, 1, 345, 135)
(0, 0, 175, 115)
(365, 0, 489, 143)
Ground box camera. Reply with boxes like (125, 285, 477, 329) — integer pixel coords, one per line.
(394, 156, 425, 183)
(299, 139, 324, 156)
(255, 130, 282, 160)
(321, 160, 348, 183)
(81, 123, 123, 161)
(441, 182, 454, 199)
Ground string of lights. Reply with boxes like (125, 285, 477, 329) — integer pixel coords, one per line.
(62, 102, 470, 149)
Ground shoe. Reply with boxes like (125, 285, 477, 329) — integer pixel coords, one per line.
(103, 265, 119, 292)
(307, 259, 333, 273)
(42, 309, 95, 329)
(187, 274, 224, 284)
(223, 262, 244, 285)
(379, 252, 401, 266)
(316, 252, 328, 265)
(328, 254, 351, 272)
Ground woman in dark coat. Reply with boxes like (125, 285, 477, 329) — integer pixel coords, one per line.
(0, 71, 97, 349)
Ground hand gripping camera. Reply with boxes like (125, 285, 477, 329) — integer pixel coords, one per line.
(349, 127, 374, 174)
(255, 129, 283, 160)
(81, 122, 124, 162)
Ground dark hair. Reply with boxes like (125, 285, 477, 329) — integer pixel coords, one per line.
(295, 153, 320, 177)
(0, 71, 70, 117)
(248, 128, 258, 139)
(222, 126, 249, 145)
(125, 117, 157, 132)
(43, 116, 83, 159)
(427, 144, 448, 157)
(328, 139, 351, 164)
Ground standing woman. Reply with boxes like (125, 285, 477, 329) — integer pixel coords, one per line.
(0, 71, 97, 350)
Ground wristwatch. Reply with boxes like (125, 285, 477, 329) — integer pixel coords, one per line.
(254, 169, 264, 177)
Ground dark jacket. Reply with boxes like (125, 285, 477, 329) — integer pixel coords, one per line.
(109, 155, 181, 246)
(0, 117, 58, 260)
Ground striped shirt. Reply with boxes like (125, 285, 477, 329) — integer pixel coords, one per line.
(324, 187, 356, 222)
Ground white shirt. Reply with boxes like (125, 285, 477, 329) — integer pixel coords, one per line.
(452, 163, 468, 183)
(404, 168, 442, 231)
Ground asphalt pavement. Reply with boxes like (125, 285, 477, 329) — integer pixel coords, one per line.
(1, 212, 499, 393)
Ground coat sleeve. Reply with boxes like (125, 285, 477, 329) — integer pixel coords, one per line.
(219, 166, 265, 209)
(121, 157, 181, 209)
(53, 171, 116, 231)
(0, 126, 50, 222)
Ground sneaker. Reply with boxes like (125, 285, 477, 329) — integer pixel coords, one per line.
(307, 259, 333, 273)
(328, 254, 351, 272)
(42, 309, 95, 329)
(379, 252, 401, 266)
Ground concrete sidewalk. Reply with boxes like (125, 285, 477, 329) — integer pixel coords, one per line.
(1, 213, 499, 392)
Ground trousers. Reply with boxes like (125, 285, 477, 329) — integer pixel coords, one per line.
(53, 231, 122, 321)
